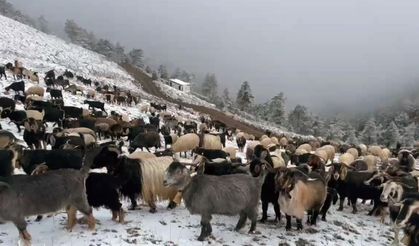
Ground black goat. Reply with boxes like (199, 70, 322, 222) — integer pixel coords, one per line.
(86, 173, 124, 223)
(330, 163, 384, 215)
(249, 145, 281, 223)
(92, 146, 142, 210)
(130, 132, 161, 153)
(5, 81, 25, 94)
(0, 97, 15, 111)
(0, 109, 26, 132)
(49, 89, 63, 99)
(84, 100, 105, 112)
(192, 147, 229, 160)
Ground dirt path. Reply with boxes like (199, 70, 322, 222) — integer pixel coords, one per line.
(122, 64, 265, 137)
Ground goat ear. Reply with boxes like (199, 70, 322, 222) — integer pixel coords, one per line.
(260, 150, 268, 160)
(196, 161, 205, 175)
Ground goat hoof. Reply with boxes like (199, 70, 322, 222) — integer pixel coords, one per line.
(259, 218, 267, 223)
(197, 235, 207, 241)
(321, 217, 326, 222)
(285, 226, 291, 231)
(352, 210, 358, 214)
(337, 208, 343, 211)
(35, 215, 43, 222)
(167, 201, 177, 209)
(248, 230, 257, 234)
(149, 208, 157, 213)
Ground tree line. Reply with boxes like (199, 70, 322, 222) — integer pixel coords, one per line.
(198, 74, 419, 147)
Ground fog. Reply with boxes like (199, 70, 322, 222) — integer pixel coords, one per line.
(9, 0, 419, 114)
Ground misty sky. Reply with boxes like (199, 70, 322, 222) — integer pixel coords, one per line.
(9, 0, 419, 114)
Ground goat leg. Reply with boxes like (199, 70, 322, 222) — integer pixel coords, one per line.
(338, 197, 345, 211)
(15, 218, 31, 243)
(248, 208, 258, 233)
(296, 219, 303, 230)
(198, 215, 212, 241)
(235, 211, 247, 231)
(306, 210, 312, 225)
(273, 201, 281, 222)
(259, 201, 268, 223)
(118, 209, 125, 224)
(350, 197, 358, 214)
(285, 215, 292, 230)
(66, 206, 77, 231)
(128, 195, 138, 210)
(311, 210, 319, 226)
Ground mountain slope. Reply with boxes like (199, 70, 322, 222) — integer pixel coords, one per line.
(0, 14, 135, 90)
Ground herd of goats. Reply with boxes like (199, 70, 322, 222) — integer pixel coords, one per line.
(0, 61, 419, 245)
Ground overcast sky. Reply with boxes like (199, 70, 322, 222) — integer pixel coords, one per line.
(9, 0, 419, 114)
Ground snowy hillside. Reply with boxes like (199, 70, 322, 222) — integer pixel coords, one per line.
(0, 14, 137, 91)
(0, 14, 396, 246)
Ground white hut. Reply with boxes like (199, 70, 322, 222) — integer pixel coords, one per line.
(167, 79, 191, 93)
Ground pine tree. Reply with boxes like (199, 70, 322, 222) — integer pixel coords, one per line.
(361, 117, 378, 145)
(312, 117, 326, 137)
(145, 66, 152, 74)
(288, 105, 313, 135)
(171, 68, 182, 79)
(222, 88, 233, 109)
(394, 112, 410, 128)
(64, 19, 96, 49)
(158, 65, 168, 79)
(180, 70, 192, 82)
(268, 93, 286, 126)
(346, 129, 359, 145)
(37, 15, 49, 33)
(403, 123, 417, 147)
(201, 73, 218, 101)
(236, 81, 254, 111)
(326, 118, 346, 141)
(94, 39, 115, 58)
(383, 121, 400, 148)
(151, 71, 158, 80)
(127, 49, 144, 67)
(112, 42, 128, 63)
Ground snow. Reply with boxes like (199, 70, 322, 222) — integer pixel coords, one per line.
(0, 14, 396, 246)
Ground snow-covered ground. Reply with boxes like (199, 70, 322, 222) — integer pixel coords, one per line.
(0, 14, 395, 246)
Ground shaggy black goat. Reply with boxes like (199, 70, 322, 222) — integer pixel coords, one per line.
(249, 145, 281, 223)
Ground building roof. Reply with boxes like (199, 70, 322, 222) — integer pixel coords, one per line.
(170, 78, 190, 86)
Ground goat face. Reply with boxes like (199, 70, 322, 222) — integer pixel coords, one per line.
(380, 181, 403, 203)
(249, 159, 263, 178)
(330, 163, 349, 181)
(163, 161, 189, 189)
(275, 168, 297, 193)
